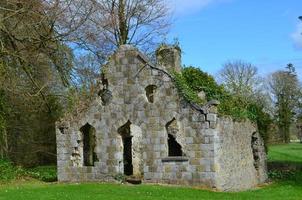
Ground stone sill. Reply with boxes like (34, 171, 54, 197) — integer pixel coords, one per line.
(161, 157, 189, 162)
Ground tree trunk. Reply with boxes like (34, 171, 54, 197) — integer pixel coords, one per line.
(0, 129, 8, 159)
(118, 0, 128, 45)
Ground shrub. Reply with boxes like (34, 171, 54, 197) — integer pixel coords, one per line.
(173, 66, 251, 120)
(0, 159, 24, 182)
(182, 67, 225, 101)
(0, 159, 57, 182)
(113, 173, 127, 183)
(25, 166, 57, 182)
(268, 169, 296, 180)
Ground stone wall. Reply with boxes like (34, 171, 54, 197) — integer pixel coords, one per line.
(215, 118, 268, 191)
(56, 45, 267, 191)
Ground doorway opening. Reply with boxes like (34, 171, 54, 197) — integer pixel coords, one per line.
(118, 121, 133, 176)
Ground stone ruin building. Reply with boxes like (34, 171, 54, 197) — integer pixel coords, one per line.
(56, 45, 268, 191)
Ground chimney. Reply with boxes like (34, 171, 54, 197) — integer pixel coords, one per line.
(156, 45, 181, 72)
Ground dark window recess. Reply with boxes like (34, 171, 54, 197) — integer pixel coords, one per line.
(98, 73, 112, 105)
(98, 89, 112, 105)
(80, 123, 98, 166)
(168, 134, 183, 156)
(101, 73, 108, 90)
(118, 121, 133, 176)
(145, 85, 157, 103)
(251, 133, 260, 170)
(166, 118, 183, 157)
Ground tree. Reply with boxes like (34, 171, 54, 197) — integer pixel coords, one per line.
(0, 0, 73, 165)
(58, 0, 172, 115)
(62, 0, 171, 59)
(0, 0, 171, 165)
(218, 60, 272, 111)
(219, 60, 260, 97)
(296, 116, 302, 143)
(218, 60, 272, 146)
(106, 0, 170, 47)
(269, 64, 301, 143)
(0, 89, 8, 159)
(50, 0, 171, 111)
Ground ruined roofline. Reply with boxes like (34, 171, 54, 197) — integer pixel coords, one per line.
(59, 45, 220, 123)
(115, 44, 173, 80)
(117, 45, 220, 115)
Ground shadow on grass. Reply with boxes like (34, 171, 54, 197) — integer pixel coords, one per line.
(268, 148, 302, 164)
(268, 161, 302, 168)
(288, 147, 302, 150)
(268, 159, 302, 187)
(272, 171, 302, 187)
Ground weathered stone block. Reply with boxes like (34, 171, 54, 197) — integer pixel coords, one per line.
(185, 137, 194, 144)
(190, 159, 200, 165)
(206, 113, 217, 122)
(192, 113, 205, 122)
(209, 121, 217, 129)
(196, 165, 205, 172)
(195, 151, 203, 158)
(202, 122, 210, 129)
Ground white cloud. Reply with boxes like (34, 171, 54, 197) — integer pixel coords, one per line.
(167, 0, 231, 15)
(291, 23, 302, 50)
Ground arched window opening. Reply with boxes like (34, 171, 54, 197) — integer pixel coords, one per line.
(166, 118, 183, 157)
(80, 123, 98, 166)
(145, 85, 157, 103)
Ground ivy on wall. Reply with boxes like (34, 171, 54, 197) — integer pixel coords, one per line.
(172, 66, 271, 148)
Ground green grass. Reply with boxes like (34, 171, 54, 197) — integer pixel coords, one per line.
(0, 178, 302, 200)
(268, 142, 302, 164)
(0, 143, 302, 200)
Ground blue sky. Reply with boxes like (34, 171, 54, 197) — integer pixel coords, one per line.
(168, 0, 302, 78)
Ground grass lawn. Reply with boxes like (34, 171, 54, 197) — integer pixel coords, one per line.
(268, 142, 302, 164)
(0, 143, 301, 200)
(0, 178, 302, 200)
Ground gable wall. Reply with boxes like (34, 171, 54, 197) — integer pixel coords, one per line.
(56, 45, 267, 191)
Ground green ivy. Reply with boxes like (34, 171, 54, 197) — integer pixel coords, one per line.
(171, 71, 204, 105)
(181, 67, 225, 101)
(172, 66, 271, 147)
(176, 66, 263, 120)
